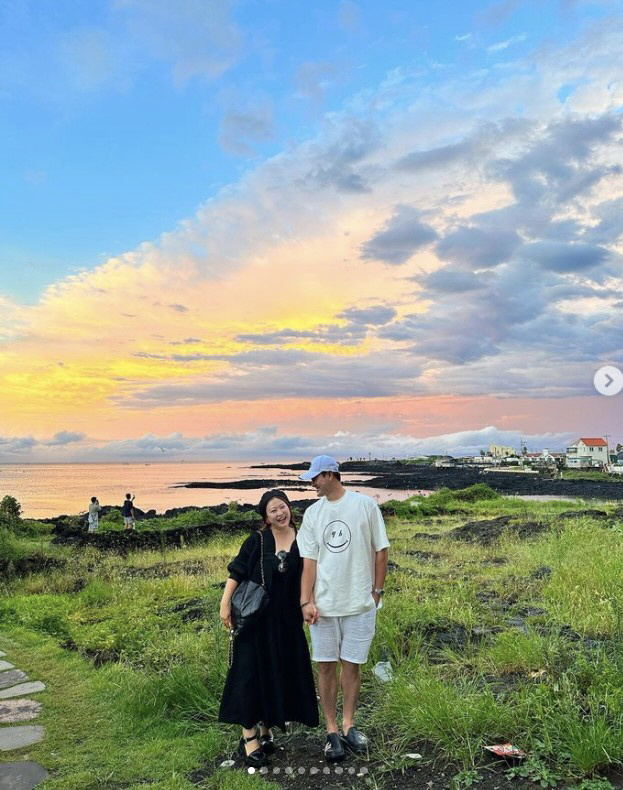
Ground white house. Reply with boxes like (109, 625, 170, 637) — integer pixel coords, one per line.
(565, 437, 609, 468)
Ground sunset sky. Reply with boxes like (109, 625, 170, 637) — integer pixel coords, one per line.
(1, 0, 622, 462)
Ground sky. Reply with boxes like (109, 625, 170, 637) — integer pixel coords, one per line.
(1, 0, 622, 462)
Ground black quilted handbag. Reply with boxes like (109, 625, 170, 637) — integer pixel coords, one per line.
(230, 530, 269, 637)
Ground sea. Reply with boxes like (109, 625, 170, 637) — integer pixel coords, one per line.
(0, 462, 419, 519)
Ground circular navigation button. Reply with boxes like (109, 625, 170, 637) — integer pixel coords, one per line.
(594, 365, 623, 396)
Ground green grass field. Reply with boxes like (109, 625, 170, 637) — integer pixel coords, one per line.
(2, 487, 623, 789)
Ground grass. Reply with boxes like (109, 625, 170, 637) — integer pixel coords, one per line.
(2, 486, 623, 787)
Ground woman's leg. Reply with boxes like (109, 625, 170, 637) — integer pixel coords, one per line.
(241, 726, 260, 756)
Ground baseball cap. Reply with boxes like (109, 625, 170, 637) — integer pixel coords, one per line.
(299, 454, 340, 480)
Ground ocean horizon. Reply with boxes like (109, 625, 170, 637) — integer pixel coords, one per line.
(0, 461, 413, 519)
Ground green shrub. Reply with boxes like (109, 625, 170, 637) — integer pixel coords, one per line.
(0, 526, 21, 562)
(100, 508, 123, 529)
(0, 494, 22, 524)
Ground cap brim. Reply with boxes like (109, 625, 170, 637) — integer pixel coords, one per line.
(299, 470, 315, 480)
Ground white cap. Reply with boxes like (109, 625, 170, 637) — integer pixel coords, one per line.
(299, 454, 340, 480)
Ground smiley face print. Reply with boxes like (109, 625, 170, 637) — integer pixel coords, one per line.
(322, 520, 351, 553)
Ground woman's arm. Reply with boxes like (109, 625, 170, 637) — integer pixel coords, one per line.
(219, 578, 239, 629)
(300, 558, 318, 625)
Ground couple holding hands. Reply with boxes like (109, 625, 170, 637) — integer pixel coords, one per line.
(218, 454, 390, 766)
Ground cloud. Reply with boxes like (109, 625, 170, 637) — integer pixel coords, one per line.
(395, 139, 480, 173)
(46, 431, 86, 446)
(487, 33, 527, 52)
(117, 0, 243, 85)
(234, 306, 396, 348)
(0, 436, 37, 454)
(294, 60, 340, 103)
(116, 351, 422, 406)
(520, 241, 609, 272)
(337, 306, 397, 325)
(2, 13, 623, 447)
(436, 226, 522, 268)
(0, 424, 577, 463)
(235, 326, 367, 347)
(422, 266, 487, 293)
(337, 1, 362, 31)
(361, 205, 438, 264)
(488, 113, 622, 205)
(219, 100, 275, 156)
(298, 115, 380, 192)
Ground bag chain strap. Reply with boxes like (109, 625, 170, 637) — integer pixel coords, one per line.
(259, 529, 266, 587)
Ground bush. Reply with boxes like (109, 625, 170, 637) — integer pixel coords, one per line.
(0, 495, 22, 531)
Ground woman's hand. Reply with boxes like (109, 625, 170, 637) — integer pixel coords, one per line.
(220, 600, 232, 630)
(301, 601, 318, 625)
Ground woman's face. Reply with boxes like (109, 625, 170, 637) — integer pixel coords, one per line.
(264, 497, 291, 529)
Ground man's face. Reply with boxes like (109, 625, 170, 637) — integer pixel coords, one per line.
(310, 471, 330, 497)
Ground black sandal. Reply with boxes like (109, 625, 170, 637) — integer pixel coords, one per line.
(260, 729, 275, 755)
(238, 730, 266, 767)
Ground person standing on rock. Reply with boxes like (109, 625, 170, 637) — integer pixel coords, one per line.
(122, 493, 136, 530)
(87, 496, 101, 533)
(297, 455, 390, 762)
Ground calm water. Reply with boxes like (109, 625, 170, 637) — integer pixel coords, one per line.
(0, 462, 417, 519)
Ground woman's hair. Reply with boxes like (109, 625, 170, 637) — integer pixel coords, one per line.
(257, 489, 296, 529)
(91, 496, 97, 503)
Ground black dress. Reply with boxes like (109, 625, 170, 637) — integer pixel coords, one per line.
(218, 529, 319, 731)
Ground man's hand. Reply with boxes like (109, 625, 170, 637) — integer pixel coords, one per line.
(301, 601, 318, 625)
(372, 591, 381, 607)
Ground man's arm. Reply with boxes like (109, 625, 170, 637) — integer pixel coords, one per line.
(300, 557, 319, 624)
(371, 547, 388, 606)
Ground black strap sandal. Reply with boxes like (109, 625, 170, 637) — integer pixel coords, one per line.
(238, 730, 266, 767)
(259, 730, 275, 755)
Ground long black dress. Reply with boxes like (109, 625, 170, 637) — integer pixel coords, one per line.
(218, 528, 319, 731)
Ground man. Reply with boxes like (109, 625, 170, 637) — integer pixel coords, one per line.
(122, 493, 136, 530)
(297, 455, 389, 762)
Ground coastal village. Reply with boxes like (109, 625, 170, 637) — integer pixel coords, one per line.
(422, 436, 622, 476)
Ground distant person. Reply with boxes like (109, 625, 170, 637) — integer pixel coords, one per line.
(297, 455, 389, 762)
(122, 493, 136, 530)
(219, 490, 318, 767)
(87, 496, 101, 533)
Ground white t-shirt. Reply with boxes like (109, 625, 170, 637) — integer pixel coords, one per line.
(297, 490, 390, 617)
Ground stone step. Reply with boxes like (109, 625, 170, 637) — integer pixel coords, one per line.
(0, 700, 42, 724)
(0, 761, 49, 789)
(0, 672, 28, 691)
(0, 683, 45, 701)
(0, 651, 6, 658)
(0, 725, 46, 752)
(0, 662, 14, 671)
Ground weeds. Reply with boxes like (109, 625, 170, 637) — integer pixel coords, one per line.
(2, 490, 623, 787)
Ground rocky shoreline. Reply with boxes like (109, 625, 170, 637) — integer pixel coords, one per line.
(181, 463, 623, 500)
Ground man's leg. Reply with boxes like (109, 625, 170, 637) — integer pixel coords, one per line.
(338, 607, 376, 741)
(340, 660, 361, 733)
(316, 661, 339, 732)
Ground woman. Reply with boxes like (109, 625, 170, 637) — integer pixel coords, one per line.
(87, 496, 101, 533)
(218, 490, 319, 766)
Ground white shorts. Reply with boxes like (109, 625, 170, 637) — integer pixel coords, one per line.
(123, 517, 135, 526)
(310, 607, 377, 664)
